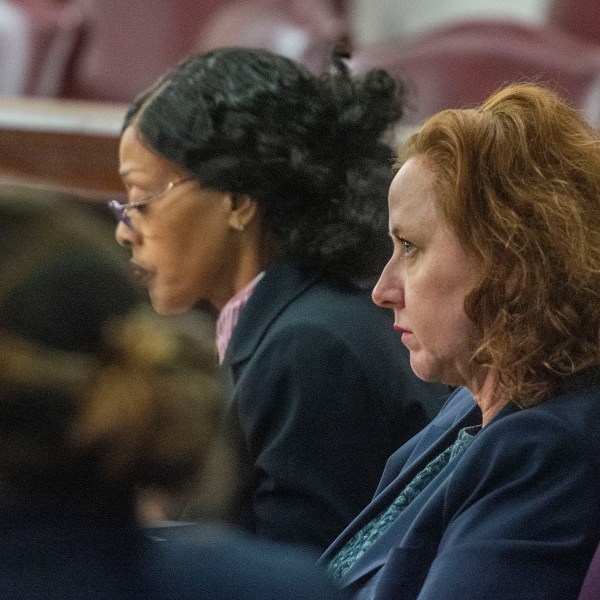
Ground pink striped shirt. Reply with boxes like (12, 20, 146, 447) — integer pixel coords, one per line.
(216, 272, 265, 364)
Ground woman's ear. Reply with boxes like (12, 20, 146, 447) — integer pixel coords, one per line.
(227, 194, 258, 232)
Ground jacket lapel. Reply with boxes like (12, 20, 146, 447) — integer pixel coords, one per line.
(321, 388, 480, 586)
(224, 260, 316, 366)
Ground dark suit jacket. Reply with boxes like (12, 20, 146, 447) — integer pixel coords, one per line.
(320, 377, 600, 600)
(0, 497, 344, 600)
(222, 260, 448, 551)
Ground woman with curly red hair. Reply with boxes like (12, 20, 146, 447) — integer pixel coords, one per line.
(321, 82, 600, 600)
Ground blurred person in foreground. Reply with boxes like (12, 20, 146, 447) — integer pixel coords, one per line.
(109, 46, 448, 551)
(319, 82, 600, 599)
(0, 192, 344, 599)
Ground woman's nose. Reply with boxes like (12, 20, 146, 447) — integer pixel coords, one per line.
(372, 260, 404, 309)
(115, 220, 134, 247)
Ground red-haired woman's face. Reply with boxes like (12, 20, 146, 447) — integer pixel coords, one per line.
(372, 157, 482, 388)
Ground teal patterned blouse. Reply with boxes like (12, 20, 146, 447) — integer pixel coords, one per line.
(328, 425, 481, 580)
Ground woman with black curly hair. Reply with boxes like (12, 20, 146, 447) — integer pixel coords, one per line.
(109, 47, 448, 551)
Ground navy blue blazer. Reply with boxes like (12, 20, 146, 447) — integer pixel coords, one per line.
(320, 377, 600, 600)
(221, 260, 448, 551)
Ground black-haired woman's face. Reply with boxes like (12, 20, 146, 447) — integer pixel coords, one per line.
(115, 126, 241, 313)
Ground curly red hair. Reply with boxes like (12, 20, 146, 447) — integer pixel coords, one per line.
(397, 83, 600, 407)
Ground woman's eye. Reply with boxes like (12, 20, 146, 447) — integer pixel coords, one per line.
(127, 191, 152, 212)
(400, 238, 415, 254)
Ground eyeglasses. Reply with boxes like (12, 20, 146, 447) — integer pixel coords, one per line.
(108, 176, 194, 230)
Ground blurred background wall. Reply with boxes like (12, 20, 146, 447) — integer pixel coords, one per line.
(0, 0, 574, 104)
(1, 0, 600, 196)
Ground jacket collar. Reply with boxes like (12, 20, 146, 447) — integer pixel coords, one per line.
(224, 260, 317, 365)
(319, 388, 479, 577)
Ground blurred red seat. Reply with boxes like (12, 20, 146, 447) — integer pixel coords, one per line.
(62, 0, 227, 102)
(194, 0, 348, 73)
(0, 0, 85, 97)
(547, 0, 600, 46)
(349, 20, 600, 126)
(578, 542, 600, 600)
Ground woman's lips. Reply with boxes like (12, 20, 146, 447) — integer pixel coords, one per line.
(129, 260, 151, 286)
(394, 324, 413, 344)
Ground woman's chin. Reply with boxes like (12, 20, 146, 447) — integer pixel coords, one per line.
(149, 292, 192, 316)
(409, 356, 443, 385)
(410, 357, 466, 389)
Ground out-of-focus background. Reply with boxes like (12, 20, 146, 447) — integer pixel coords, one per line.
(1, 0, 598, 199)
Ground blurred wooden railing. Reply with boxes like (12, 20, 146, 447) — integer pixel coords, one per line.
(0, 96, 127, 201)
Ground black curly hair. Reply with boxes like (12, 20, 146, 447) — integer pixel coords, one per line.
(123, 47, 404, 287)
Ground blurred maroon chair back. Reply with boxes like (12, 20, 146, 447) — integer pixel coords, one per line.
(63, 0, 227, 102)
(578, 542, 600, 600)
(547, 0, 600, 46)
(2, 0, 85, 97)
(350, 20, 600, 126)
(194, 0, 348, 73)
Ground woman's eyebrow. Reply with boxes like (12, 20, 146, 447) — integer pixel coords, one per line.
(118, 167, 146, 179)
